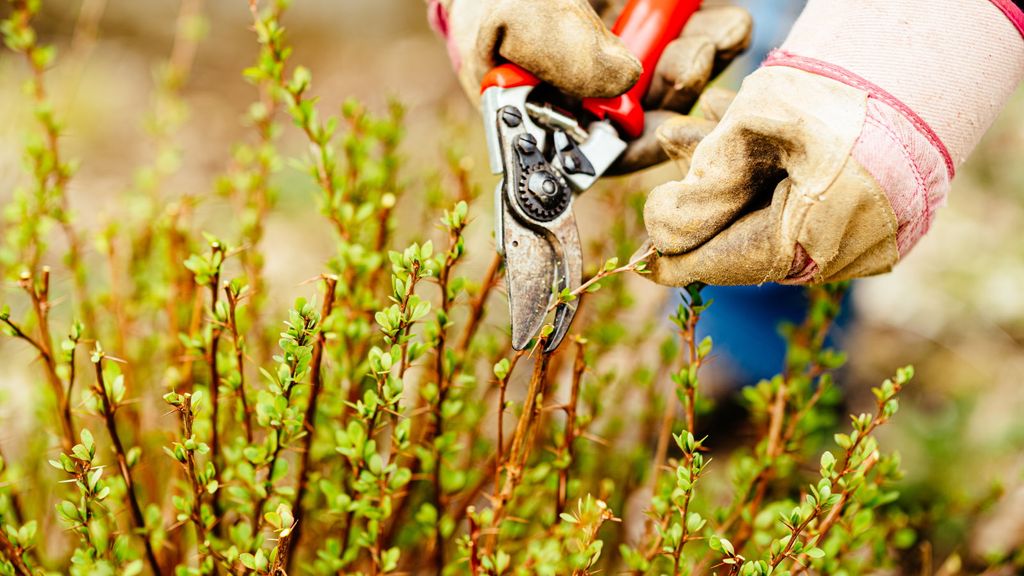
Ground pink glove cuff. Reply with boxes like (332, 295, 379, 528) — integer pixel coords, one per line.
(778, 0, 1024, 170)
(768, 0, 1024, 283)
(765, 49, 954, 179)
(856, 98, 950, 259)
(990, 0, 1024, 35)
(767, 52, 951, 283)
(427, 0, 462, 70)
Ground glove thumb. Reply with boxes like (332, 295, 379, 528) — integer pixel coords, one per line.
(473, 0, 642, 99)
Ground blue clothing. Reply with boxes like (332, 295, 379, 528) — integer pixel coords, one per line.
(696, 284, 852, 384)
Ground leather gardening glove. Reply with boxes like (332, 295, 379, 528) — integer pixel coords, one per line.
(603, 3, 752, 173)
(643, 0, 1024, 286)
(425, 0, 752, 173)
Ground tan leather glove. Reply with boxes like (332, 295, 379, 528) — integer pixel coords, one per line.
(644, 67, 904, 286)
(433, 0, 639, 101)
(426, 0, 751, 172)
(613, 5, 752, 173)
(643, 0, 1024, 287)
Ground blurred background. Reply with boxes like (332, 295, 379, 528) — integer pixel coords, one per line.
(1, 0, 1023, 567)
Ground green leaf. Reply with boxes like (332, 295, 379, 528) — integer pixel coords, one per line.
(805, 547, 826, 559)
(820, 451, 836, 471)
(80, 428, 94, 452)
(493, 358, 511, 380)
(697, 336, 713, 359)
(72, 444, 91, 462)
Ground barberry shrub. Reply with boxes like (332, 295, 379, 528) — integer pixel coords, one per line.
(0, 1, 1002, 575)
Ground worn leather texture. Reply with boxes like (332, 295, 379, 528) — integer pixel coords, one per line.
(432, 0, 751, 173)
(643, 67, 901, 286)
(446, 0, 641, 102)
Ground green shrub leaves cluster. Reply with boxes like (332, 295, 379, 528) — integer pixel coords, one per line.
(0, 1, 983, 575)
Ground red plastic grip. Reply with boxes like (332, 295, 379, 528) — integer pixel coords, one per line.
(583, 0, 702, 139)
(481, 64, 540, 91)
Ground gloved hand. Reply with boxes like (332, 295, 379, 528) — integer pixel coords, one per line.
(643, 0, 1024, 286)
(425, 0, 752, 172)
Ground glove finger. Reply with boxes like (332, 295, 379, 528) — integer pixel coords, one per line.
(644, 180, 794, 287)
(609, 110, 677, 175)
(481, 0, 641, 99)
(612, 87, 734, 176)
(681, 6, 753, 76)
(642, 6, 751, 113)
(653, 114, 718, 174)
(698, 87, 736, 122)
(643, 124, 790, 255)
(610, 111, 716, 175)
(643, 36, 715, 113)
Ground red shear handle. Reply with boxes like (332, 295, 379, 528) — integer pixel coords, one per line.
(481, 63, 540, 90)
(584, 0, 702, 139)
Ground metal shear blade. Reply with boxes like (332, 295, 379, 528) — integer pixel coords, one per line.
(499, 180, 582, 352)
(492, 105, 583, 352)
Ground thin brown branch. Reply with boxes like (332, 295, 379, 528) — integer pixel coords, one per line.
(488, 341, 552, 554)
(93, 354, 161, 575)
(494, 349, 525, 497)
(206, 245, 225, 528)
(252, 308, 319, 535)
(424, 213, 470, 573)
(556, 338, 586, 515)
(640, 288, 705, 567)
(287, 275, 338, 572)
(770, 510, 821, 570)
(4, 270, 75, 452)
(467, 510, 482, 576)
(546, 246, 655, 316)
(396, 261, 423, 379)
(719, 286, 847, 551)
(174, 394, 231, 570)
(224, 284, 254, 443)
(384, 251, 506, 549)
(784, 370, 901, 573)
(806, 450, 880, 554)
(0, 527, 32, 576)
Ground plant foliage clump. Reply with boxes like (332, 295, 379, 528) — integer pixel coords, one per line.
(0, 1, 1000, 575)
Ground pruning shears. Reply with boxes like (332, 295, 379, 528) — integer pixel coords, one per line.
(481, 0, 703, 352)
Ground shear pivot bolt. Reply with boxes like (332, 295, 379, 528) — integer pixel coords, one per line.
(516, 165, 570, 221)
(528, 171, 559, 201)
(501, 107, 523, 127)
(516, 134, 538, 154)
